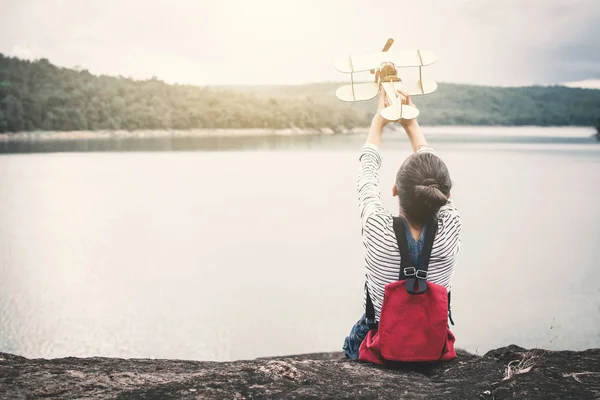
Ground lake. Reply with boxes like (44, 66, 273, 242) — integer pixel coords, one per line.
(0, 126, 599, 361)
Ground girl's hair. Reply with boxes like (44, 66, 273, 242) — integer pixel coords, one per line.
(395, 152, 452, 226)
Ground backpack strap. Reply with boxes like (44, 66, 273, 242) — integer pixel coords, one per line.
(365, 283, 376, 322)
(392, 216, 413, 277)
(448, 291, 455, 326)
(392, 215, 437, 294)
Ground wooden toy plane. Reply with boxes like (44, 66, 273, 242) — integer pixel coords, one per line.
(334, 38, 437, 121)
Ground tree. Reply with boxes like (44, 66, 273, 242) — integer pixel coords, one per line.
(1, 52, 600, 133)
(0, 110, 7, 132)
(2, 94, 25, 132)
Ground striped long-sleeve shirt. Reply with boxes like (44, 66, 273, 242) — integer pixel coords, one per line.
(358, 144, 461, 321)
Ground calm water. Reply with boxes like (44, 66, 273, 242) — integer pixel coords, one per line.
(0, 127, 599, 361)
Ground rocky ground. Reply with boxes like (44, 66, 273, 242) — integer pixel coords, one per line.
(1, 345, 599, 399)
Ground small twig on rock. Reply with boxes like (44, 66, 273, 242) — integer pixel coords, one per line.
(562, 372, 600, 384)
(503, 320, 558, 381)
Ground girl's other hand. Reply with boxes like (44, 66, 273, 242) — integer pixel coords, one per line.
(395, 89, 418, 129)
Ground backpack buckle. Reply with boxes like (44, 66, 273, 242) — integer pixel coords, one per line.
(403, 267, 416, 277)
(416, 270, 428, 280)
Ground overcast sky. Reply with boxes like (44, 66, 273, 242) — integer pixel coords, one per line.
(1, 0, 599, 86)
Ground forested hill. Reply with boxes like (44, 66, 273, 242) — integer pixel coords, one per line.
(1, 53, 599, 133)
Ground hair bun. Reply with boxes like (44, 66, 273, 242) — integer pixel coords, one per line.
(414, 184, 448, 209)
(423, 178, 438, 187)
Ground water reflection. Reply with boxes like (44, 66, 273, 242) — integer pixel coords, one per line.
(0, 127, 597, 154)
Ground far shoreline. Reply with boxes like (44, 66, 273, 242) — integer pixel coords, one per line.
(0, 125, 596, 142)
(0, 127, 365, 141)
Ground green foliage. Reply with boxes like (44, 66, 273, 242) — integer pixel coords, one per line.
(0, 53, 599, 133)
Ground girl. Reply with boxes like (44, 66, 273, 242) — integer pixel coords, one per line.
(343, 89, 462, 359)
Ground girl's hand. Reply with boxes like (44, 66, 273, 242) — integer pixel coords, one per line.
(372, 90, 391, 129)
(366, 90, 389, 146)
(395, 89, 418, 129)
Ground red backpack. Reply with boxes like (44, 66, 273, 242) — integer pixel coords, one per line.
(358, 215, 456, 365)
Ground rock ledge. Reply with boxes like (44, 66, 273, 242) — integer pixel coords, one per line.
(1, 346, 599, 399)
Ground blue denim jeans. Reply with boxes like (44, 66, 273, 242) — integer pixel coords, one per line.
(343, 313, 377, 359)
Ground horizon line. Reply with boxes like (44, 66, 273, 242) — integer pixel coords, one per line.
(2, 52, 599, 91)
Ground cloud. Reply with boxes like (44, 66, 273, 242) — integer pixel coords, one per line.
(8, 45, 38, 60)
(0, 0, 598, 86)
(563, 79, 600, 89)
